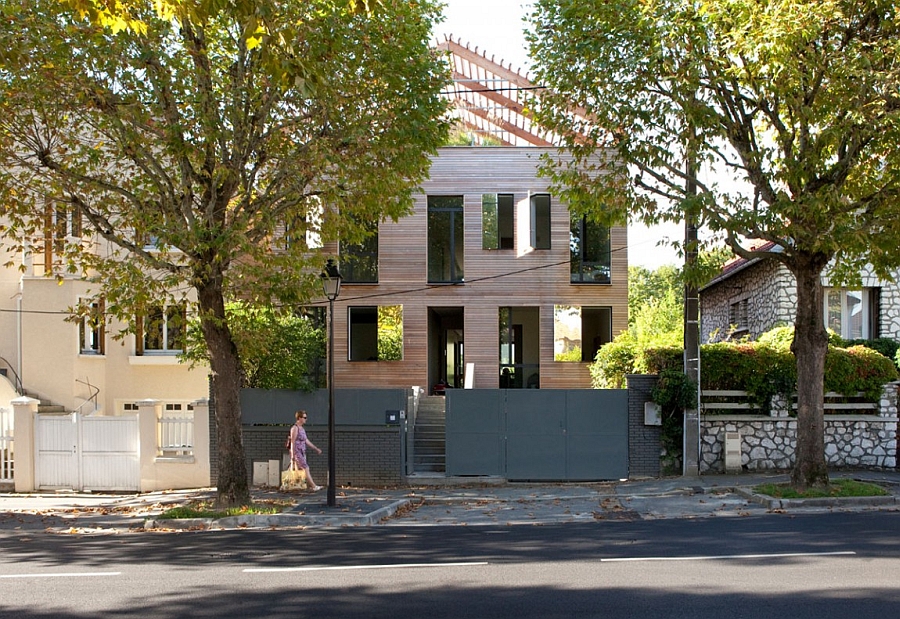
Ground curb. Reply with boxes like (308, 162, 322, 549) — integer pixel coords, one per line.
(143, 499, 411, 530)
(733, 488, 899, 510)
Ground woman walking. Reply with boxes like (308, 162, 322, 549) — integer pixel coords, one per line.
(290, 409, 323, 491)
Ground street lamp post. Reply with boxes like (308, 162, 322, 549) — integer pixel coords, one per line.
(321, 259, 342, 507)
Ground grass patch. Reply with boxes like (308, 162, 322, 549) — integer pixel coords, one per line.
(753, 478, 889, 499)
(157, 499, 293, 520)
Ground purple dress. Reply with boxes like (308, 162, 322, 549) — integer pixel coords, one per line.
(291, 424, 308, 468)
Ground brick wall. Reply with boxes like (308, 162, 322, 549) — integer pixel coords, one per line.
(627, 374, 661, 477)
(242, 425, 402, 487)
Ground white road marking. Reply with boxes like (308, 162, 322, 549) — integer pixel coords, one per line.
(0, 571, 121, 579)
(244, 561, 488, 573)
(600, 551, 856, 563)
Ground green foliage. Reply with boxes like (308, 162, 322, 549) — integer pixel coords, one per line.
(842, 338, 900, 365)
(157, 499, 293, 520)
(591, 265, 683, 388)
(589, 335, 637, 388)
(651, 369, 695, 475)
(753, 479, 888, 499)
(377, 306, 403, 361)
(825, 346, 898, 400)
(185, 303, 325, 391)
(652, 368, 697, 413)
(555, 347, 583, 362)
(628, 265, 683, 327)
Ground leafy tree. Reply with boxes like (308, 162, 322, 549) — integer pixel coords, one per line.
(628, 265, 683, 328)
(0, 0, 449, 505)
(528, 0, 900, 490)
(184, 304, 326, 391)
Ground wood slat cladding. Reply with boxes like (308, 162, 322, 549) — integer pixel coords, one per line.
(330, 147, 627, 391)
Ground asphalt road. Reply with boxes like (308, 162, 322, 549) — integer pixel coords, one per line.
(1, 511, 899, 618)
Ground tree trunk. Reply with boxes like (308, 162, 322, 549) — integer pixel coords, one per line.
(196, 274, 250, 507)
(789, 255, 830, 490)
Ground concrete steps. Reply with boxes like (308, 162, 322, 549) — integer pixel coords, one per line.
(413, 396, 446, 473)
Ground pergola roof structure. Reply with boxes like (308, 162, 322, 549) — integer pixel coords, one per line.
(435, 36, 589, 147)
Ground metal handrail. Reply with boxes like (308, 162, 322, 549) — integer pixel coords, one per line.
(74, 378, 100, 415)
(0, 355, 23, 395)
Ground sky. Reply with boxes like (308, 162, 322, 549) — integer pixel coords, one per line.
(436, 0, 684, 270)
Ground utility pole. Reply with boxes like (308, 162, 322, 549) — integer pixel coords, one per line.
(683, 136, 701, 477)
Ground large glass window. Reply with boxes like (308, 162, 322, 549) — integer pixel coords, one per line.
(482, 193, 514, 250)
(348, 305, 403, 361)
(428, 196, 464, 283)
(139, 303, 187, 355)
(826, 289, 873, 339)
(570, 214, 611, 283)
(554, 305, 612, 362)
(341, 219, 378, 283)
(530, 194, 551, 250)
(499, 307, 540, 388)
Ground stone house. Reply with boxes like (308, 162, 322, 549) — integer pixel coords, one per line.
(700, 242, 900, 343)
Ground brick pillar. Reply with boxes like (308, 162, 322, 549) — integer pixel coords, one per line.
(627, 374, 661, 478)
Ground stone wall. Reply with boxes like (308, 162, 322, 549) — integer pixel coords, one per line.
(700, 383, 899, 472)
(700, 259, 795, 342)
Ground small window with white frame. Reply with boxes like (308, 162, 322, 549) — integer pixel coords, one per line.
(826, 288, 872, 339)
(137, 302, 187, 355)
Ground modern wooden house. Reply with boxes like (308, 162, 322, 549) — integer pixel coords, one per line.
(324, 39, 629, 394)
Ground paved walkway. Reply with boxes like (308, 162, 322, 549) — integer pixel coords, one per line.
(1, 470, 898, 533)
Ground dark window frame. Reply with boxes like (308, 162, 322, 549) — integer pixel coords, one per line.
(570, 214, 611, 284)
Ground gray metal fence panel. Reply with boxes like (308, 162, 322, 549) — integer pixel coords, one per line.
(446, 390, 504, 476)
(506, 391, 568, 479)
(565, 390, 628, 480)
(446, 389, 628, 481)
(241, 388, 406, 426)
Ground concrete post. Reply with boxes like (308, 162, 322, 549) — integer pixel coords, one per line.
(11, 397, 39, 492)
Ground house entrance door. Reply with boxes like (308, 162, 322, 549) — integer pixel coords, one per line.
(428, 307, 464, 390)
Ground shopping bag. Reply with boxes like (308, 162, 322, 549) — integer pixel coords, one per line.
(280, 464, 307, 492)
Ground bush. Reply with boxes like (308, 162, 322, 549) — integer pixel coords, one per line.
(825, 345, 898, 399)
(590, 333, 638, 388)
(842, 338, 900, 365)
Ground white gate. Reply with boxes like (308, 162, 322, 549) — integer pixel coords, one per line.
(0, 407, 12, 483)
(35, 413, 140, 491)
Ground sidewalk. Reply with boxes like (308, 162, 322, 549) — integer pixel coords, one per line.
(1, 470, 898, 533)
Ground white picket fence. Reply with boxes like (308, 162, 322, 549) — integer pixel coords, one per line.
(0, 407, 12, 482)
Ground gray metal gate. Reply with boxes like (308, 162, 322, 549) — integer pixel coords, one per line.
(35, 413, 140, 491)
(445, 389, 628, 480)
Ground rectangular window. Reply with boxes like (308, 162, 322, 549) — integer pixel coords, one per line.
(554, 305, 612, 362)
(428, 196, 464, 283)
(570, 214, 611, 283)
(79, 300, 105, 355)
(499, 307, 540, 388)
(482, 193, 514, 250)
(139, 303, 187, 355)
(826, 289, 871, 339)
(348, 305, 403, 361)
(530, 194, 551, 250)
(729, 298, 749, 332)
(341, 219, 379, 283)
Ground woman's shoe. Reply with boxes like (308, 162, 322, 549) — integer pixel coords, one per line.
(312, 485, 322, 491)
